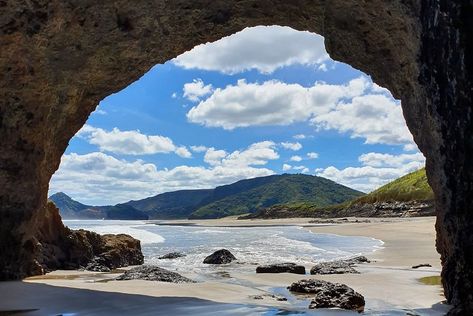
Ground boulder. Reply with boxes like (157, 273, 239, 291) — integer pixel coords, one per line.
(203, 249, 236, 264)
(116, 265, 194, 283)
(256, 263, 306, 274)
(310, 256, 370, 275)
(412, 263, 432, 269)
(158, 252, 186, 259)
(288, 279, 365, 312)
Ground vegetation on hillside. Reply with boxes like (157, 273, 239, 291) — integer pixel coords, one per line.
(189, 174, 364, 219)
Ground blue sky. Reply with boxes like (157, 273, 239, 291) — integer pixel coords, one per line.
(49, 26, 425, 205)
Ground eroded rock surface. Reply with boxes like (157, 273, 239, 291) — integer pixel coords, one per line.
(158, 252, 186, 260)
(203, 249, 236, 264)
(256, 263, 306, 274)
(0, 1, 472, 313)
(116, 265, 194, 283)
(310, 256, 370, 275)
(288, 279, 365, 312)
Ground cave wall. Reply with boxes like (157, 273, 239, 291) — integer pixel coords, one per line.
(0, 0, 471, 313)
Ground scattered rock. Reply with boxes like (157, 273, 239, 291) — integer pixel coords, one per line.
(158, 252, 185, 259)
(412, 263, 432, 269)
(310, 256, 369, 275)
(116, 265, 194, 283)
(85, 257, 111, 272)
(288, 279, 365, 312)
(256, 263, 306, 274)
(203, 249, 236, 264)
(249, 294, 287, 301)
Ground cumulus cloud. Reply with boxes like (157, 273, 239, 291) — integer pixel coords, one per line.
(282, 164, 292, 171)
(307, 152, 319, 159)
(186, 76, 415, 147)
(77, 125, 191, 158)
(280, 142, 302, 151)
(293, 165, 309, 173)
(316, 152, 425, 192)
(50, 151, 276, 205)
(204, 147, 228, 166)
(190, 145, 208, 153)
(183, 79, 213, 102)
(290, 155, 302, 162)
(173, 25, 328, 74)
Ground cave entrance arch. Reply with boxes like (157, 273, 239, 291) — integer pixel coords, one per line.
(1, 1, 471, 314)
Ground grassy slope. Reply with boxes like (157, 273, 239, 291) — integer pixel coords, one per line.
(247, 168, 433, 218)
(350, 168, 433, 204)
(189, 174, 364, 219)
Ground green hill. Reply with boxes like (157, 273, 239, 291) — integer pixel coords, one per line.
(242, 168, 434, 219)
(350, 168, 433, 204)
(49, 192, 148, 220)
(189, 174, 365, 219)
(125, 189, 213, 219)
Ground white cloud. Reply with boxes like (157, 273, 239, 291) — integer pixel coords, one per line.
(183, 79, 213, 102)
(50, 151, 276, 205)
(317, 64, 328, 72)
(190, 145, 208, 153)
(171, 92, 177, 99)
(293, 134, 306, 140)
(293, 165, 309, 173)
(173, 25, 328, 74)
(307, 152, 319, 159)
(204, 148, 228, 166)
(282, 164, 292, 171)
(290, 155, 302, 162)
(77, 125, 191, 157)
(316, 152, 425, 192)
(280, 142, 302, 151)
(186, 76, 415, 147)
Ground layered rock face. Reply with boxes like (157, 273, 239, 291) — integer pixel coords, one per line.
(0, 0, 471, 313)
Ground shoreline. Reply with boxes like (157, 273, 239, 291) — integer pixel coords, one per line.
(0, 216, 450, 315)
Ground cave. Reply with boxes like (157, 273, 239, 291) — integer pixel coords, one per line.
(0, 0, 471, 314)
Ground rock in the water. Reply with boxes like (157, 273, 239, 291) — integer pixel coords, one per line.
(116, 265, 194, 283)
(310, 256, 370, 275)
(158, 252, 185, 259)
(203, 249, 236, 264)
(288, 279, 365, 311)
(256, 263, 306, 274)
(412, 263, 432, 269)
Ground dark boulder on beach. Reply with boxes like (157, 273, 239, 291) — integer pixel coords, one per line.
(310, 256, 370, 275)
(158, 252, 186, 259)
(203, 249, 237, 264)
(256, 262, 306, 274)
(288, 279, 365, 311)
(116, 265, 194, 283)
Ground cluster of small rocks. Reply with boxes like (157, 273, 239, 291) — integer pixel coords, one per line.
(310, 256, 370, 275)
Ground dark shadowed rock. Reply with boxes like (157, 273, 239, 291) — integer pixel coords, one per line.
(116, 265, 194, 283)
(412, 263, 432, 269)
(310, 256, 370, 275)
(256, 263, 306, 274)
(288, 279, 365, 311)
(158, 252, 186, 259)
(203, 249, 236, 264)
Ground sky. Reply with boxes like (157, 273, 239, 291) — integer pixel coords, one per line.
(49, 26, 425, 205)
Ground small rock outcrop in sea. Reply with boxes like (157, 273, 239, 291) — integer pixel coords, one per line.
(203, 249, 237, 264)
(412, 263, 432, 269)
(158, 252, 186, 259)
(288, 279, 365, 312)
(116, 265, 195, 283)
(256, 263, 306, 274)
(310, 256, 369, 275)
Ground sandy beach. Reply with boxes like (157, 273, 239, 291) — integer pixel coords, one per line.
(0, 217, 450, 315)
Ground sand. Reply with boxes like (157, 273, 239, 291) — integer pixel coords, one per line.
(0, 216, 450, 315)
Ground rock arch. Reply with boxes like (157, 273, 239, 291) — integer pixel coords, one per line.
(0, 0, 471, 314)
